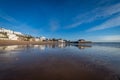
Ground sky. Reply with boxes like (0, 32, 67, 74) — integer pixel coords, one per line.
(0, 0, 120, 42)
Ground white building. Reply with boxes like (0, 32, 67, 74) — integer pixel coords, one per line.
(34, 36, 46, 41)
(39, 36, 46, 41)
(0, 33, 6, 38)
(0, 28, 23, 35)
(34, 38, 40, 41)
(0, 28, 13, 33)
(0, 28, 47, 41)
(0, 28, 23, 40)
(0, 33, 8, 40)
(7, 33, 19, 40)
(58, 39, 65, 43)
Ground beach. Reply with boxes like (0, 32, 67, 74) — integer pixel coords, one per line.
(0, 40, 57, 46)
(0, 43, 120, 80)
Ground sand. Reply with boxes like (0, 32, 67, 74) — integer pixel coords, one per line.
(0, 40, 57, 46)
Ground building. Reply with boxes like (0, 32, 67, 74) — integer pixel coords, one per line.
(34, 38, 40, 41)
(78, 39, 85, 42)
(0, 27, 47, 41)
(7, 33, 19, 40)
(58, 39, 65, 43)
(0, 28, 23, 35)
(39, 36, 46, 41)
(0, 32, 8, 40)
(34, 36, 46, 41)
(0, 28, 23, 40)
(0, 28, 13, 34)
(78, 39, 92, 43)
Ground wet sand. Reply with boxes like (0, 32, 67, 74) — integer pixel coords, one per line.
(0, 53, 118, 80)
(0, 44, 119, 80)
(0, 40, 57, 46)
(0, 57, 118, 80)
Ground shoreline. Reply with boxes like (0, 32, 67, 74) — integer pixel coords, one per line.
(0, 40, 58, 46)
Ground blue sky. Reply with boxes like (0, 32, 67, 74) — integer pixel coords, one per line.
(0, 0, 120, 42)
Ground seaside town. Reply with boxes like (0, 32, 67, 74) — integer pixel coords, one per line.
(0, 27, 46, 41)
(0, 27, 92, 44)
(0, 27, 92, 51)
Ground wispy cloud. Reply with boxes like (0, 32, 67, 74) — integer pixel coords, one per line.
(87, 15, 120, 32)
(66, 21, 82, 28)
(0, 9, 19, 24)
(66, 2, 120, 29)
(102, 3, 120, 17)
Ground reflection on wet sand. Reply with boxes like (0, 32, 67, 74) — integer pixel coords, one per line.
(0, 43, 119, 80)
(0, 44, 68, 63)
(76, 45, 92, 49)
(0, 45, 29, 52)
(0, 43, 67, 51)
(0, 43, 90, 52)
(0, 45, 19, 51)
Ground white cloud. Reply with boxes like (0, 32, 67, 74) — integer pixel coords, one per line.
(66, 2, 120, 29)
(87, 15, 120, 32)
(0, 9, 19, 24)
(102, 3, 120, 17)
(66, 21, 82, 28)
